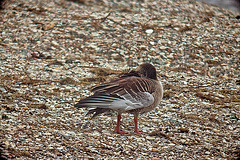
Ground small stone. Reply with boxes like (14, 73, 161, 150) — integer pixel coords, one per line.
(152, 148, 159, 152)
(23, 151, 30, 157)
(146, 136, 155, 140)
(205, 151, 211, 155)
(51, 41, 59, 46)
(176, 145, 184, 149)
(179, 127, 189, 133)
(150, 41, 155, 45)
(145, 29, 153, 34)
(0, 87, 7, 93)
(42, 22, 55, 31)
(180, 139, 186, 144)
(212, 129, 220, 133)
(160, 46, 167, 50)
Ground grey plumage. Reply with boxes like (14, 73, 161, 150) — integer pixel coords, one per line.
(74, 63, 163, 134)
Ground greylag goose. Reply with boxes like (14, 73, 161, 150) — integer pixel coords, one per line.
(75, 63, 163, 134)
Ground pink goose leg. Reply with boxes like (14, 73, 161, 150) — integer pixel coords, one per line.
(134, 116, 146, 134)
(114, 114, 126, 134)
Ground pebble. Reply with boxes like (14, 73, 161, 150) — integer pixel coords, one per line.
(150, 41, 155, 45)
(145, 29, 154, 34)
(0, 87, 7, 93)
(146, 136, 155, 140)
(152, 148, 160, 152)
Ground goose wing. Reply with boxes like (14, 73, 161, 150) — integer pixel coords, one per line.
(75, 76, 157, 111)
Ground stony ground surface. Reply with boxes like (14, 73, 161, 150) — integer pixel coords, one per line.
(0, 0, 240, 159)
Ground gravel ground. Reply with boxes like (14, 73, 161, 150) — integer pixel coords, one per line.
(0, 0, 240, 159)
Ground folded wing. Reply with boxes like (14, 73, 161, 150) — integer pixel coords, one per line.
(75, 76, 156, 111)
